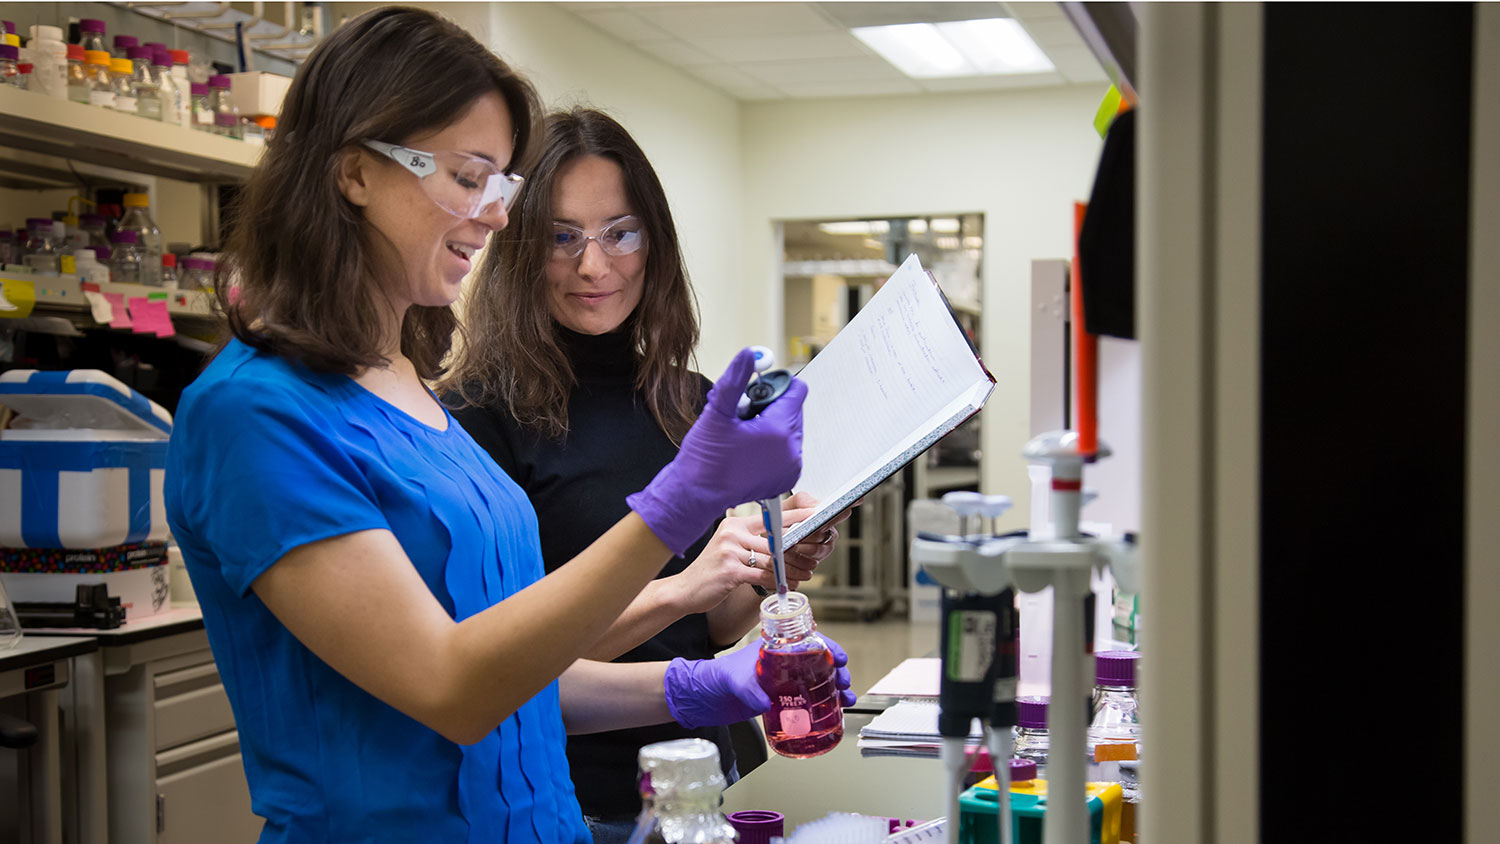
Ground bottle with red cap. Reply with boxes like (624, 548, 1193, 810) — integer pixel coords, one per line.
(66, 43, 89, 103)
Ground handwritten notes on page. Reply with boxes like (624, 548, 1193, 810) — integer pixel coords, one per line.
(785, 254, 994, 545)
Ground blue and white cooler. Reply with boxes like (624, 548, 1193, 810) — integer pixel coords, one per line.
(0, 370, 173, 620)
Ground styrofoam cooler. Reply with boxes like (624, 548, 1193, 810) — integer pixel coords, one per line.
(0, 370, 172, 549)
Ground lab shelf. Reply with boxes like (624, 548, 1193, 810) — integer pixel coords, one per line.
(3, 268, 215, 321)
(0, 86, 260, 184)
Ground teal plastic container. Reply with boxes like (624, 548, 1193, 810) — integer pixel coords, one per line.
(956, 782, 1109, 844)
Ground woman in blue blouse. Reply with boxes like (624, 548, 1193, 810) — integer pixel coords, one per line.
(163, 8, 843, 843)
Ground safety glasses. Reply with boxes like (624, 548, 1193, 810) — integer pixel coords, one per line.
(551, 215, 647, 260)
(362, 139, 524, 219)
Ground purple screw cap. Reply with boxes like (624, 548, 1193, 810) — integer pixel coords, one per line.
(113, 35, 138, 50)
(190, 82, 208, 96)
(1008, 758, 1038, 782)
(727, 810, 784, 844)
(2, 21, 13, 35)
(110, 230, 138, 244)
(79, 19, 106, 34)
(0, 45, 18, 61)
(126, 46, 151, 61)
(1095, 650, 1139, 687)
(1017, 696, 1049, 729)
(208, 74, 230, 88)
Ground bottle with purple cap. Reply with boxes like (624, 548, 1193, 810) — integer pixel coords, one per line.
(126, 47, 160, 120)
(1012, 695, 1050, 774)
(1087, 650, 1140, 828)
(207, 75, 240, 139)
(78, 19, 108, 57)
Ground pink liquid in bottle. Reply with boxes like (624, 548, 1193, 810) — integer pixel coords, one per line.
(757, 643, 844, 758)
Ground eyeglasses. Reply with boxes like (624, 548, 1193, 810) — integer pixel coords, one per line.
(551, 216, 647, 259)
(362, 139, 524, 220)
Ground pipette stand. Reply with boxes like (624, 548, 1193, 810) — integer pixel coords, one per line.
(912, 430, 1139, 844)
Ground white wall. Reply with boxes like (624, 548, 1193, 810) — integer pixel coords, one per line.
(739, 87, 1105, 528)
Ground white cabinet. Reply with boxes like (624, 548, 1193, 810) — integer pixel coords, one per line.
(102, 623, 260, 844)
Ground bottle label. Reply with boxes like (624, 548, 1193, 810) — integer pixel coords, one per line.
(59, 255, 76, 275)
(945, 610, 996, 682)
(89, 89, 114, 107)
(779, 708, 812, 736)
(194, 107, 213, 126)
(115, 95, 137, 114)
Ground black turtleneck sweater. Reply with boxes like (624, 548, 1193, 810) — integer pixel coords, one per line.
(447, 327, 727, 819)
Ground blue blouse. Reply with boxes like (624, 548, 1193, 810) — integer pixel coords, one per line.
(165, 338, 590, 844)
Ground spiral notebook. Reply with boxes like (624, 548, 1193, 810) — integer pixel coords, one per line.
(784, 254, 995, 546)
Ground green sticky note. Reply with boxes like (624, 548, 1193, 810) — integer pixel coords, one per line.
(147, 291, 170, 302)
(1093, 85, 1123, 138)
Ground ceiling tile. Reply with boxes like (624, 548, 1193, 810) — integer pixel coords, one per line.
(772, 79, 926, 98)
(1019, 17, 1085, 47)
(1045, 45, 1109, 82)
(683, 63, 788, 100)
(736, 56, 906, 86)
(637, 3, 839, 40)
(917, 71, 1067, 92)
(578, 10, 670, 42)
(633, 39, 719, 66)
(692, 32, 872, 63)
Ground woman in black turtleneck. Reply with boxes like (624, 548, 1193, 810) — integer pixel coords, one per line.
(442, 108, 843, 842)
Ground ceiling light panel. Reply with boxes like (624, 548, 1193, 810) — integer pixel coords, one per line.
(853, 18, 1053, 78)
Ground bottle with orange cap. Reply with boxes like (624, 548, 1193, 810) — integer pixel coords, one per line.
(119, 193, 163, 286)
(109, 56, 136, 114)
(84, 50, 113, 109)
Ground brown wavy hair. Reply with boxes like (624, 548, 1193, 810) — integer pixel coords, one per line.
(217, 6, 543, 380)
(441, 107, 703, 442)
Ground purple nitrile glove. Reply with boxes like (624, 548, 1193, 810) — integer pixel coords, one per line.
(663, 635, 857, 730)
(627, 347, 807, 556)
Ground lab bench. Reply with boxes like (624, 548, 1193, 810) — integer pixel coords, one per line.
(722, 710, 948, 826)
(28, 606, 259, 844)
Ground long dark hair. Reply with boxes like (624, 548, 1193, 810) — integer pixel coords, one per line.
(442, 107, 703, 442)
(218, 6, 543, 380)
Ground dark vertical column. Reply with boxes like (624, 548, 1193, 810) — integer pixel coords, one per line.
(1261, 4, 1470, 841)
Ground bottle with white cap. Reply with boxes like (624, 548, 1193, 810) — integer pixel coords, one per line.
(25, 25, 67, 99)
(631, 739, 736, 844)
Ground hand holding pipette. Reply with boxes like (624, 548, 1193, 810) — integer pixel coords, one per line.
(737, 346, 797, 611)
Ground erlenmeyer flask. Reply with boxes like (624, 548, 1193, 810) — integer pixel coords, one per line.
(0, 574, 23, 649)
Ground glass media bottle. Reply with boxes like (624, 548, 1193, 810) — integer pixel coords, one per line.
(630, 738, 736, 844)
(756, 591, 844, 758)
(1012, 696, 1050, 775)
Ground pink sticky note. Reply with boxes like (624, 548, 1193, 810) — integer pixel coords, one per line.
(145, 301, 175, 338)
(104, 293, 132, 328)
(127, 297, 153, 334)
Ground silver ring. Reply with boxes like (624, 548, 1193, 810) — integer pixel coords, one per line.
(745, 550, 758, 569)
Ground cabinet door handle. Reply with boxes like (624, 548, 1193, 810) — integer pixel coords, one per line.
(157, 793, 166, 834)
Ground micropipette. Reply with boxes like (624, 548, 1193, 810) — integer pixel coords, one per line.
(737, 346, 795, 609)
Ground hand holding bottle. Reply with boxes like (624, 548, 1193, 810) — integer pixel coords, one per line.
(663, 634, 854, 730)
(627, 347, 807, 556)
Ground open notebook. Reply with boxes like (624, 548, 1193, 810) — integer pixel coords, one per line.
(783, 254, 995, 546)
